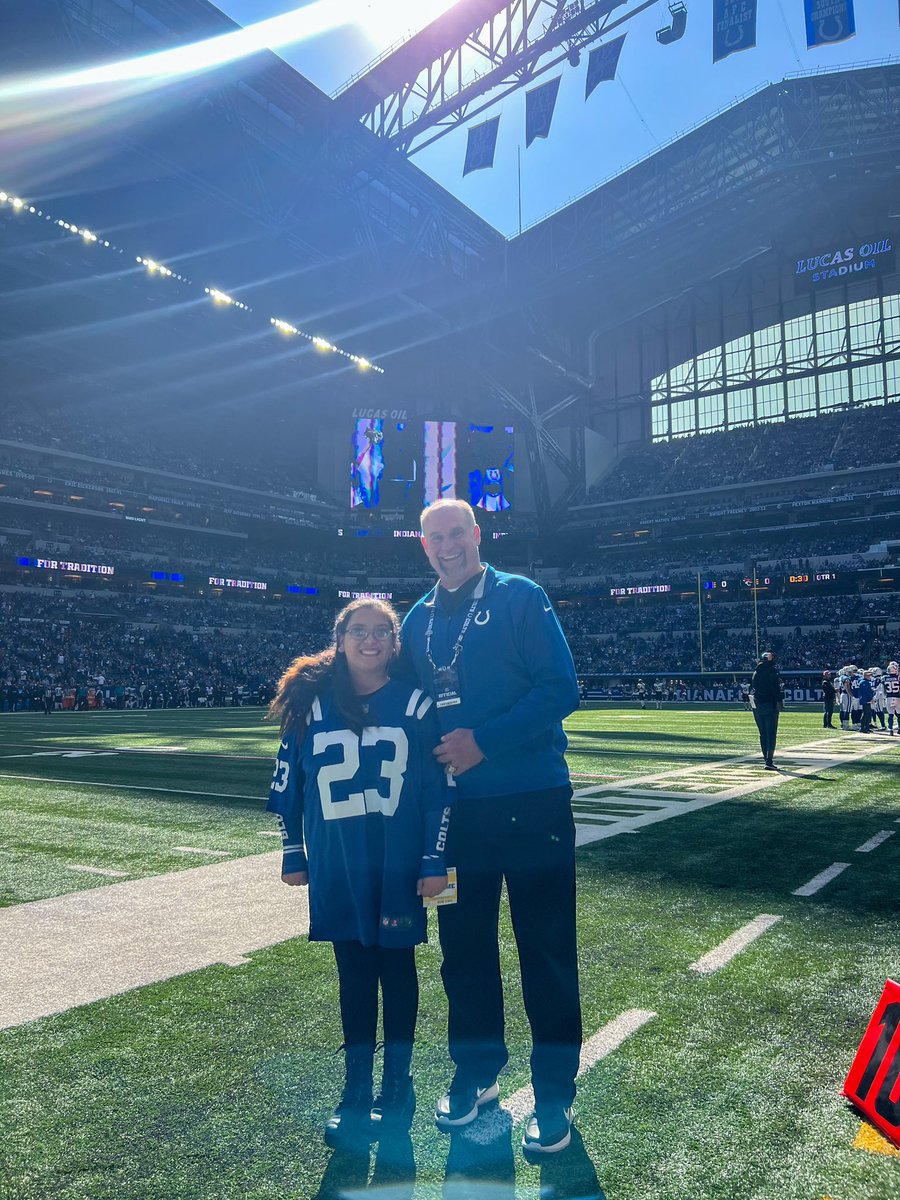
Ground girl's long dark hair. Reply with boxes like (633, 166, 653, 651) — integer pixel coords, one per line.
(267, 599, 401, 737)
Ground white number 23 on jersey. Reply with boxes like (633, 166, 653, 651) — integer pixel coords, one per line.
(312, 727, 408, 820)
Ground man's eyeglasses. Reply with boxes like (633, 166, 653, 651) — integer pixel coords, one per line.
(345, 626, 394, 642)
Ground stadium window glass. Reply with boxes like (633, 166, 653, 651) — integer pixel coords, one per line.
(755, 382, 785, 423)
(883, 294, 900, 352)
(724, 334, 752, 385)
(698, 393, 725, 431)
(851, 363, 885, 406)
(752, 326, 783, 377)
(886, 358, 900, 401)
(669, 359, 695, 396)
(651, 405, 669, 440)
(814, 305, 848, 366)
(818, 370, 850, 411)
(728, 387, 754, 426)
(695, 348, 723, 391)
(786, 376, 816, 415)
(848, 298, 882, 358)
(670, 398, 694, 435)
(784, 315, 815, 372)
(650, 371, 668, 402)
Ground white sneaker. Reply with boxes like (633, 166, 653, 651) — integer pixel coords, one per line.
(522, 1106, 574, 1155)
(434, 1078, 500, 1129)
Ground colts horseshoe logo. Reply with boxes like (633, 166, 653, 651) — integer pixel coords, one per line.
(474, 609, 490, 626)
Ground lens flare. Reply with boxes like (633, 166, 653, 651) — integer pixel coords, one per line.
(0, 3, 356, 100)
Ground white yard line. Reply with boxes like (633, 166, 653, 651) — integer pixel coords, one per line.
(0, 740, 270, 761)
(65, 864, 129, 878)
(0, 852, 308, 1030)
(855, 830, 896, 854)
(792, 863, 851, 897)
(464, 1009, 657, 1141)
(173, 847, 232, 857)
(0, 771, 264, 802)
(689, 915, 783, 976)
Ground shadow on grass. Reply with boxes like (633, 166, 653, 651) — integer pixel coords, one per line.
(577, 776, 900, 919)
(445, 1115, 605, 1200)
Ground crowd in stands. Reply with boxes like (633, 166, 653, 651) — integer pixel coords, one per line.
(587, 402, 900, 504)
(0, 408, 328, 505)
(557, 590, 897, 674)
(0, 590, 334, 711)
(558, 529, 890, 583)
(2, 580, 897, 709)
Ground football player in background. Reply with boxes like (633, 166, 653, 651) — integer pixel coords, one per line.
(870, 667, 887, 731)
(267, 599, 450, 1148)
(850, 666, 863, 729)
(884, 661, 900, 734)
(857, 669, 875, 733)
(821, 670, 836, 728)
(838, 665, 855, 731)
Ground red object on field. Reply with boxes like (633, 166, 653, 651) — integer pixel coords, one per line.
(844, 979, 900, 1148)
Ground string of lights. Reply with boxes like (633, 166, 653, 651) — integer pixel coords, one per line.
(0, 187, 384, 374)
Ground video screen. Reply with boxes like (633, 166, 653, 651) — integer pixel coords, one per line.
(350, 419, 514, 512)
(350, 418, 419, 509)
(460, 423, 515, 513)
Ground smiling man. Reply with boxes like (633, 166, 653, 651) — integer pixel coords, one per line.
(395, 498, 582, 1157)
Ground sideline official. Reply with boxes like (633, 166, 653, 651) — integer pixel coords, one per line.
(821, 670, 836, 728)
(396, 499, 582, 1157)
(750, 651, 784, 769)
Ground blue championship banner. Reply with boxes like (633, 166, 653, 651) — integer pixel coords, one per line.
(525, 76, 561, 148)
(804, 0, 856, 48)
(463, 115, 500, 176)
(713, 0, 758, 63)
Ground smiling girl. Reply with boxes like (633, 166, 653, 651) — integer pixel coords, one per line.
(267, 599, 450, 1147)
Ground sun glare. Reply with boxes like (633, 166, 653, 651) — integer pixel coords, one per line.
(354, 0, 461, 48)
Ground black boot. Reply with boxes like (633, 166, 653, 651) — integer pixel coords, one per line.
(372, 1043, 416, 1135)
(325, 1044, 375, 1149)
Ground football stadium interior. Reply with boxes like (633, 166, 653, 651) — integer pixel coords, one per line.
(1, 3, 899, 1199)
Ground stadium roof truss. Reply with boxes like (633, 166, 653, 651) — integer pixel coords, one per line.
(334, 0, 661, 155)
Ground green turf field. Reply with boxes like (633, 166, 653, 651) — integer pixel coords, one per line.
(0, 706, 898, 1199)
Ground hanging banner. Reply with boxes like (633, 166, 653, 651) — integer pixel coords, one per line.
(525, 76, 561, 148)
(804, 0, 856, 47)
(463, 115, 500, 175)
(585, 35, 626, 99)
(713, 0, 758, 62)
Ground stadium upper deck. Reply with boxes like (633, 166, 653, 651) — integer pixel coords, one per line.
(1, 6, 899, 528)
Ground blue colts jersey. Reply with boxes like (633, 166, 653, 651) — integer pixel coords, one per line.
(267, 678, 450, 948)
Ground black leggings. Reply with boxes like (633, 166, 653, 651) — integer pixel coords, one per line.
(332, 940, 418, 1049)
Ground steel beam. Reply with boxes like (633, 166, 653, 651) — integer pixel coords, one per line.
(334, 0, 658, 154)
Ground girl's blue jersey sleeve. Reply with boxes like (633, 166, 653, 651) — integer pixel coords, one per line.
(266, 731, 308, 874)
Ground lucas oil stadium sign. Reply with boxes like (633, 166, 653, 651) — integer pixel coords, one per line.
(794, 237, 894, 291)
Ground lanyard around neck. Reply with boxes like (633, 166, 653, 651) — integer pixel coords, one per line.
(424, 589, 482, 673)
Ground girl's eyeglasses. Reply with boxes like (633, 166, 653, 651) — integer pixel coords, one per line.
(345, 626, 394, 642)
